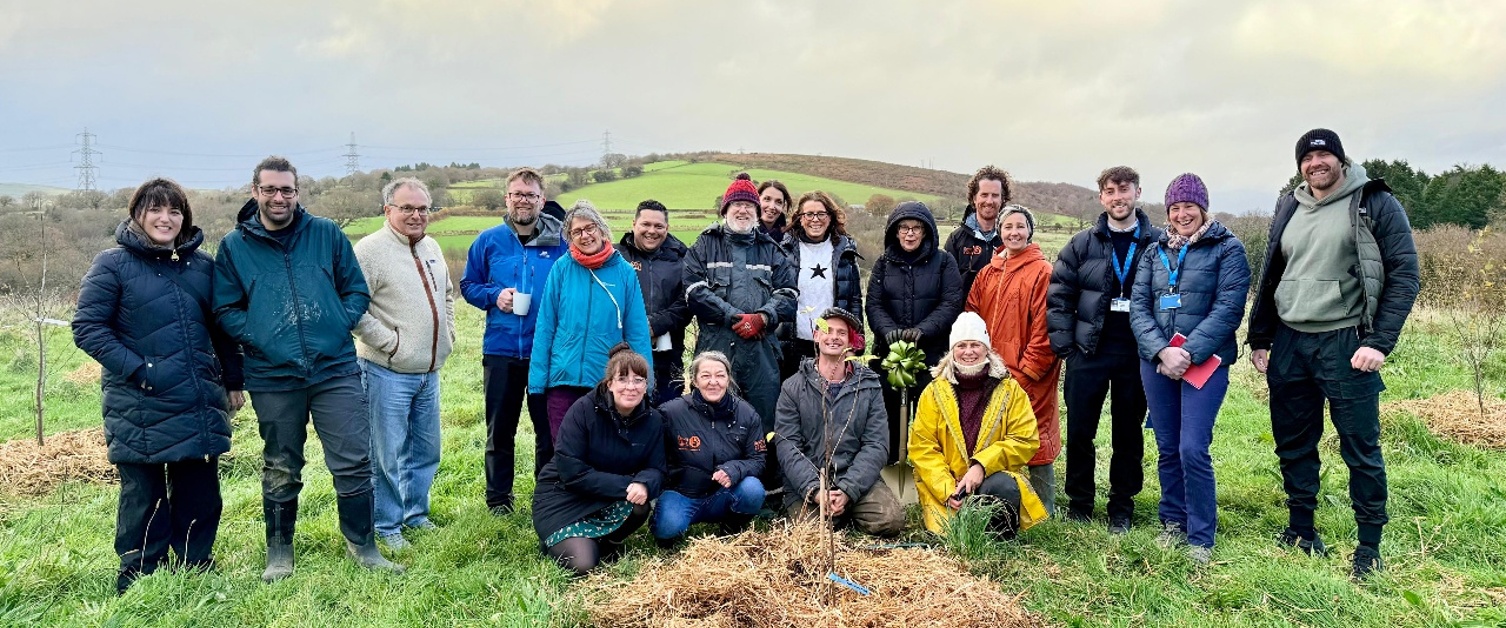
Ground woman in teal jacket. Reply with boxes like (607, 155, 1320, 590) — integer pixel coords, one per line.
(530, 201, 653, 443)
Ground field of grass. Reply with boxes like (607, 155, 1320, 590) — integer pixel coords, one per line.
(553, 161, 946, 210)
(1, 298, 1504, 625)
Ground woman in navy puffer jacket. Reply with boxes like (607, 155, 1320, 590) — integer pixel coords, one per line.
(73, 178, 244, 594)
(1130, 173, 1249, 565)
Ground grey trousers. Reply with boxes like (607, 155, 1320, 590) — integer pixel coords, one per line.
(250, 372, 373, 502)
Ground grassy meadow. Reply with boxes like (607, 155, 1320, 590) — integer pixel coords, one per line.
(0, 291, 1504, 626)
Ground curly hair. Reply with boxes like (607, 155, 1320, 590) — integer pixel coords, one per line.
(787, 190, 848, 237)
(966, 165, 1012, 205)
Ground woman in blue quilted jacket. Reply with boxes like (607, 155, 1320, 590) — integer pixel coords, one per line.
(72, 178, 244, 594)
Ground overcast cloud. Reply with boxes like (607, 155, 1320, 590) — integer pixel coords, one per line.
(1, 0, 1502, 212)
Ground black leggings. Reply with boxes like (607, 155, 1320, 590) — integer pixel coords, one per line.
(546, 502, 650, 576)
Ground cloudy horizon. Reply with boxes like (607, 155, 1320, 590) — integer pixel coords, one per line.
(2, 0, 1502, 213)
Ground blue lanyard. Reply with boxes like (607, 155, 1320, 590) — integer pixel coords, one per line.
(1157, 245, 1190, 292)
(1112, 224, 1141, 291)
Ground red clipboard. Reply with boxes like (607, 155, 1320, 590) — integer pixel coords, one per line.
(1169, 333, 1220, 389)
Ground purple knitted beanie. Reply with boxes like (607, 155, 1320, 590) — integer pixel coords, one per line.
(1164, 173, 1209, 212)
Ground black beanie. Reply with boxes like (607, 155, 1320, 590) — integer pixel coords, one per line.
(1295, 128, 1346, 166)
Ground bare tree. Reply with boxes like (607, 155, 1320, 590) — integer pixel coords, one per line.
(0, 201, 70, 444)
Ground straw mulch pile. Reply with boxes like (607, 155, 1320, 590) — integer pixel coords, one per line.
(0, 428, 115, 496)
(578, 521, 1045, 628)
(1388, 389, 1506, 449)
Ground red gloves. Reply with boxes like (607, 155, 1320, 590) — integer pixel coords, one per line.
(733, 313, 767, 339)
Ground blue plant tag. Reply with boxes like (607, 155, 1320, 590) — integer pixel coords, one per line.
(828, 572, 872, 595)
(1159, 293, 1182, 310)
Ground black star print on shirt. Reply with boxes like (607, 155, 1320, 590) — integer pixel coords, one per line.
(809, 264, 828, 279)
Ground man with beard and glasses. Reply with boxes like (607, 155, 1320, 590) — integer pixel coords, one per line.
(1248, 129, 1419, 580)
(685, 173, 797, 496)
(948, 165, 1010, 296)
(615, 199, 692, 405)
(1047, 166, 1162, 534)
(460, 167, 568, 515)
(213, 156, 403, 581)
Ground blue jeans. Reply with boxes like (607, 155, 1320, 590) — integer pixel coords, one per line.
(651, 476, 765, 540)
(361, 359, 442, 537)
(1140, 360, 1229, 549)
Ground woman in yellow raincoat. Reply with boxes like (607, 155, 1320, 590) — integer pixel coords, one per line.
(909, 311, 1047, 537)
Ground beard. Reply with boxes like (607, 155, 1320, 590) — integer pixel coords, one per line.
(725, 215, 756, 234)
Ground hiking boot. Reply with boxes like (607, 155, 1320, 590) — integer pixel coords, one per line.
(262, 541, 294, 583)
(1351, 546, 1383, 580)
(1188, 545, 1212, 566)
(1156, 521, 1188, 548)
(379, 531, 411, 551)
(1109, 517, 1132, 535)
(1277, 527, 1329, 557)
(1065, 509, 1092, 523)
(489, 500, 515, 516)
(346, 540, 406, 574)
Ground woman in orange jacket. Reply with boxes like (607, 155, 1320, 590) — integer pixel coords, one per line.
(966, 205, 1062, 515)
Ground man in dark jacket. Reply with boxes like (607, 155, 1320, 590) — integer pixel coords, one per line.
(774, 308, 903, 536)
(616, 199, 692, 404)
(212, 156, 402, 581)
(1247, 129, 1420, 580)
(866, 201, 965, 462)
(1047, 166, 1163, 533)
(947, 165, 1010, 296)
(684, 173, 798, 430)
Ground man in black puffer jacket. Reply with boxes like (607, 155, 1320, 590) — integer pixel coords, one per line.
(213, 156, 401, 581)
(1047, 166, 1163, 533)
(866, 201, 965, 464)
(616, 200, 693, 405)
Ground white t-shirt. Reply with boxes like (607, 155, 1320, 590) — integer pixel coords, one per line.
(795, 238, 836, 340)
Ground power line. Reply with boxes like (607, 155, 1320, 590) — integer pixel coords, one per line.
(344, 132, 361, 176)
(74, 128, 99, 192)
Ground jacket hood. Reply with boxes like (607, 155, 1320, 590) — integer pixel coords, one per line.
(1093, 206, 1157, 240)
(882, 201, 940, 261)
(1294, 163, 1370, 210)
(515, 212, 566, 247)
(618, 231, 688, 259)
(235, 198, 309, 240)
(115, 219, 205, 258)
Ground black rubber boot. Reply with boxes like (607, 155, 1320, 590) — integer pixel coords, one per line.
(262, 498, 297, 583)
(718, 513, 756, 536)
(338, 491, 404, 574)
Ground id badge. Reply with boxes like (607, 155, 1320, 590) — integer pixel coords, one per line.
(1159, 293, 1183, 310)
(1110, 297, 1131, 313)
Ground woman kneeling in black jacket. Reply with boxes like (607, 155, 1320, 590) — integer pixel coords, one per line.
(532, 344, 666, 576)
(72, 178, 244, 594)
(652, 351, 766, 546)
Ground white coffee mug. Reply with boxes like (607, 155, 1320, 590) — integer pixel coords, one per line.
(513, 292, 532, 316)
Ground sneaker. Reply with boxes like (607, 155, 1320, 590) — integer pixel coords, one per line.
(1109, 517, 1131, 535)
(1188, 546, 1212, 565)
(407, 520, 439, 531)
(1156, 521, 1188, 548)
(1277, 528, 1329, 557)
(489, 501, 515, 516)
(1351, 546, 1383, 580)
(379, 532, 411, 551)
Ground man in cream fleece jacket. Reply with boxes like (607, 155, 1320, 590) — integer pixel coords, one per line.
(354, 177, 457, 550)
(1247, 129, 1420, 581)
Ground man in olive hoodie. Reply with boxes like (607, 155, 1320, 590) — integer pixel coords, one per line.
(213, 156, 402, 582)
(1248, 129, 1420, 580)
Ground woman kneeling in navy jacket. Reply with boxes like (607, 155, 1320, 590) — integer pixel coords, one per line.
(532, 344, 666, 576)
(652, 351, 766, 546)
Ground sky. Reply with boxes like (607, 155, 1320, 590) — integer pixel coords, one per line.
(2, 0, 1503, 213)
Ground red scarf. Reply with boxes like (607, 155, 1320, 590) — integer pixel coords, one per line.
(571, 243, 615, 269)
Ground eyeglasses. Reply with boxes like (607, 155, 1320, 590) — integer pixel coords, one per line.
(506, 192, 541, 202)
(569, 225, 600, 239)
(257, 186, 298, 198)
(897, 225, 925, 234)
(614, 375, 649, 388)
(389, 204, 434, 216)
(799, 212, 829, 221)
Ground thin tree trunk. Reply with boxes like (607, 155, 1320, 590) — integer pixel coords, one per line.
(34, 209, 49, 446)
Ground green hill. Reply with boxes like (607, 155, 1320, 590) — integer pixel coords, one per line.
(553, 161, 944, 210)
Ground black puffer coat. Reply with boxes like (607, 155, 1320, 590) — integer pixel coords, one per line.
(659, 391, 765, 498)
(73, 222, 243, 464)
(1047, 208, 1164, 356)
(616, 232, 692, 357)
(865, 202, 965, 366)
(777, 231, 864, 338)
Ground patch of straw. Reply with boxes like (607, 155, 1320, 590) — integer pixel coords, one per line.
(577, 520, 1045, 628)
(1387, 390, 1506, 449)
(64, 360, 102, 386)
(0, 427, 115, 496)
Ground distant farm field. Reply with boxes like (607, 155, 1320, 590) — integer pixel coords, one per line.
(553, 161, 946, 210)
